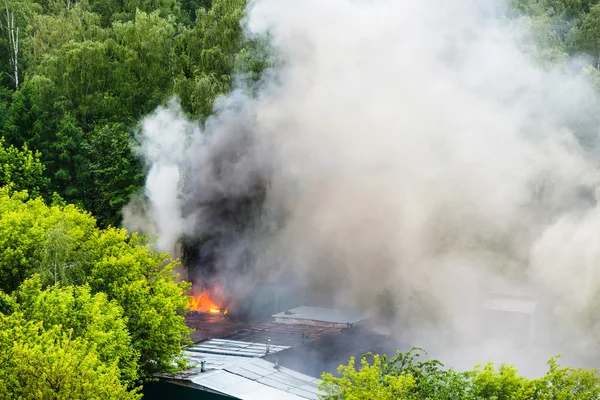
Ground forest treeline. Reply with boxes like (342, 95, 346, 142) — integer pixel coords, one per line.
(0, 188, 191, 398)
(319, 348, 600, 399)
(2, 0, 600, 229)
(0, 0, 266, 228)
(2, 0, 600, 398)
(0, 0, 265, 396)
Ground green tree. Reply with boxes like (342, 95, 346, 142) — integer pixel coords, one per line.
(12, 275, 139, 386)
(0, 190, 193, 379)
(87, 123, 144, 227)
(319, 347, 600, 399)
(0, 189, 96, 292)
(0, 136, 47, 195)
(569, 3, 600, 67)
(176, 0, 247, 118)
(8, 8, 182, 226)
(0, 319, 139, 399)
(0, 0, 42, 90)
(84, 228, 192, 378)
(0, 279, 140, 398)
(25, 2, 106, 72)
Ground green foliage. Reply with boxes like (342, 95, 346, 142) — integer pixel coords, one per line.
(13, 275, 139, 386)
(0, 136, 47, 196)
(0, 188, 96, 292)
(0, 189, 193, 382)
(320, 347, 600, 399)
(320, 355, 418, 400)
(0, 278, 140, 399)
(87, 123, 145, 227)
(176, 0, 248, 118)
(0, 0, 270, 226)
(84, 228, 192, 377)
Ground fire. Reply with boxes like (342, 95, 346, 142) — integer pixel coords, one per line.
(188, 291, 226, 314)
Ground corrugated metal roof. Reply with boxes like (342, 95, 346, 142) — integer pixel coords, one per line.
(273, 306, 369, 325)
(189, 338, 290, 358)
(191, 370, 306, 400)
(183, 352, 321, 399)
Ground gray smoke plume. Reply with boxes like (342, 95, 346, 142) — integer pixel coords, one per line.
(126, 0, 600, 374)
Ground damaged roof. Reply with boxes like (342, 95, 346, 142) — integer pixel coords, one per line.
(170, 305, 389, 399)
(263, 326, 409, 378)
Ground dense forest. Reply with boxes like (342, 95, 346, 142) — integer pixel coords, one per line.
(2, 0, 600, 397)
(0, 0, 264, 228)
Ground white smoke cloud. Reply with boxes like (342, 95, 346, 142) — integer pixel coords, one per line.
(126, 0, 600, 372)
(124, 99, 196, 252)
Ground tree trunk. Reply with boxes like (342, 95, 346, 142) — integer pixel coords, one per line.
(4, 3, 19, 89)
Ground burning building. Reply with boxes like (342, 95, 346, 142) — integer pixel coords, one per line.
(146, 305, 400, 400)
(125, 0, 600, 378)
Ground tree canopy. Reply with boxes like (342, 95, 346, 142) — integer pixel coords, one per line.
(0, 276, 141, 399)
(319, 347, 600, 400)
(0, 0, 256, 227)
(0, 189, 191, 392)
(3, 0, 600, 397)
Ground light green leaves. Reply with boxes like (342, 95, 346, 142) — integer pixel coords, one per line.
(0, 190, 192, 382)
(319, 347, 600, 399)
(0, 277, 141, 399)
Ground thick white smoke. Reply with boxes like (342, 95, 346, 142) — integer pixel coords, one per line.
(127, 0, 600, 373)
(122, 99, 196, 252)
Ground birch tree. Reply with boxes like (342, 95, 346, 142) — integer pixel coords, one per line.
(4, 2, 18, 88)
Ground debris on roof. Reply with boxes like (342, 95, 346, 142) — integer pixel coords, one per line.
(186, 312, 245, 343)
(168, 305, 385, 399)
(263, 325, 409, 378)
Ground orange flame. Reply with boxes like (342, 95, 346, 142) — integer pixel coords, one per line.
(188, 291, 226, 314)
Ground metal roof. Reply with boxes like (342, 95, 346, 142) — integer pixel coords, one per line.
(273, 306, 370, 326)
(181, 351, 321, 399)
(189, 338, 290, 358)
(484, 296, 537, 314)
(263, 326, 408, 378)
(186, 311, 244, 343)
(172, 305, 378, 399)
(221, 322, 343, 347)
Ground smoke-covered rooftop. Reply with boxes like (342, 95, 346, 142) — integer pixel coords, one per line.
(126, 0, 600, 374)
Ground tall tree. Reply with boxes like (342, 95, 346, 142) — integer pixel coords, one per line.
(0, 276, 140, 398)
(320, 348, 600, 399)
(0, 136, 47, 196)
(13, 275, 139, 386)
(0, 189, 193, 380)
